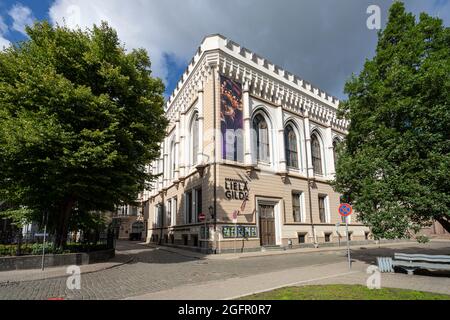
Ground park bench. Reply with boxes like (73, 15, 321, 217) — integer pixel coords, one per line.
(377, 253, 450, 275)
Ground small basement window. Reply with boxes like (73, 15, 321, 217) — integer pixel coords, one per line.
(298, 233, 307, 244)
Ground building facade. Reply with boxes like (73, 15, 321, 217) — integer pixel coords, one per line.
(145, 34, 370, 253)
(108, 204, 146, 241)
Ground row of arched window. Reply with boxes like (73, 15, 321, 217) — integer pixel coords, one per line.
(165, 110, 341, 180)
(254, 112, 341, 176)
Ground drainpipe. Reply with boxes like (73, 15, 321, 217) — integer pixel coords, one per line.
(212, 66, 218, 254)
(303, 111, 317, 246)
(159, 143, 165, 245)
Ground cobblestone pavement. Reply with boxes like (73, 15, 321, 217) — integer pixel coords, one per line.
(0, 241, 449, 300)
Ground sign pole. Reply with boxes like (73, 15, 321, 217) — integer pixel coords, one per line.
(335, 222, 340, 247)
(232, 210, 238, 255)
(346, 217, 351, 269)
(339, 203, 353, 270)
(41, 211, 48, 271)
(234, 221, 237, 255)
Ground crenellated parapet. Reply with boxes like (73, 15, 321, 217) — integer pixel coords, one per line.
(164, 34, 349, 133)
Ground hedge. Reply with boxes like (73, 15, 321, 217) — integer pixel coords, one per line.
(0, 242, 110, 256)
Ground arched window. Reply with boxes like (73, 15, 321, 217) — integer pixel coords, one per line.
(284, 125, 299, 169)
(333, 140, 339, 168)
(170, 140, 176, 179)
(253, 114, 270, 163)
(311, 133, 323, 175)
(191, 113, 199, 166)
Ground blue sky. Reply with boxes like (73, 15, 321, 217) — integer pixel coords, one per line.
(0, 0, 187, 96)
(1, 0, 449, 99)
(0, 0, 53, 42)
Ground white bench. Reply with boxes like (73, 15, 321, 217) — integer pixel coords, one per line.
(377, 253, 450, 275)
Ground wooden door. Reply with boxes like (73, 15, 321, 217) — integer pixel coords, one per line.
(259, 204, 276, 246)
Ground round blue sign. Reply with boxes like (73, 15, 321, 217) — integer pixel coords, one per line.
(339, 203, 353, 217)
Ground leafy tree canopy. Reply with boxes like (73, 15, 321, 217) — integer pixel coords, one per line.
(0, 21, 167, 247)
(334, 2, 450, 239)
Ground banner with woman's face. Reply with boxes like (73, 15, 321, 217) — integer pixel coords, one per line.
(220, 75, 244, 162)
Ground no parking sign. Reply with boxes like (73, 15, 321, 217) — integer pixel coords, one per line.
(339, 203, 353, 217)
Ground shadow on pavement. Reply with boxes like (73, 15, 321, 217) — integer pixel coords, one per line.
(350, 242, 450, 277)
(114, 240, 205, 265)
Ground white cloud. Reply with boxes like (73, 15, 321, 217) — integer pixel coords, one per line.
(0, 37, 10, 50)
(0, 16, 8, 34)
(8, 3, 35, 36)
(49, 0, 450, 98)
(0, 16, 11, 50)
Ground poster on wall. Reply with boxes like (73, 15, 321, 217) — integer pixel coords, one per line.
(220, 75, 244, 162)
(222, 226, 258, 239)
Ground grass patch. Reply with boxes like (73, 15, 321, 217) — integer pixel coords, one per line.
(239, 285, 450, 300)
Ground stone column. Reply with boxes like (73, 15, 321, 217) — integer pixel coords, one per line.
(243, 80, 254, 167)
(276, 96, 287, 174)
(174, 114, 181, 181)
(179, 112, 186, 178)
(158, 152, 164, 191)
(304, 113, 314, 177)
(197, 83, 205, 165)
(163, 138, 169, 187)
(324, 118, 335, 178)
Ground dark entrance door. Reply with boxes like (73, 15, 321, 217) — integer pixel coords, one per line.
(259, 204, 276, 246)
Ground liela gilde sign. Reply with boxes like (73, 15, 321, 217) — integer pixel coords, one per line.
(224, 178, 249, 201)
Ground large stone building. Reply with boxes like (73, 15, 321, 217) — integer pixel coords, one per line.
(144, 34, 370, 253)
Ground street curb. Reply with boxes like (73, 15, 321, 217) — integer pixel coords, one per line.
(233, 241, 418, 260)
(145, 241, 420, 261)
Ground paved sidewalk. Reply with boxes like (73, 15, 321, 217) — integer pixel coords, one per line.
(128, 260, 450, 300)
(128, 261, 361, 300)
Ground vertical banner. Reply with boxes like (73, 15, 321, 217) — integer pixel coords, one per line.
(220, 75, 244, 162)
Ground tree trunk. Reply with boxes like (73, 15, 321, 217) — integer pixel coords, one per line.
(436, 216, 450, 234)
(54, 196, 76, 249)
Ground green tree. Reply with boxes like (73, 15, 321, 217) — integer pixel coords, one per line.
(333, 2, 450, 239)
(0, 22, 167, 248)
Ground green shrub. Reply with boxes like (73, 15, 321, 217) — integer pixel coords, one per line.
(0, 242, 109, 256)
(0, 244, 16, 256)
(0, 244, 34, 256)
(30, 243, 67, 255)
(416, 235, 430, 244)
(64, 242, 108, 253)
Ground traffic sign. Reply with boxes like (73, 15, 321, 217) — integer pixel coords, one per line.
(338, 203, 353, 217)
(198, 213, 206, 222)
